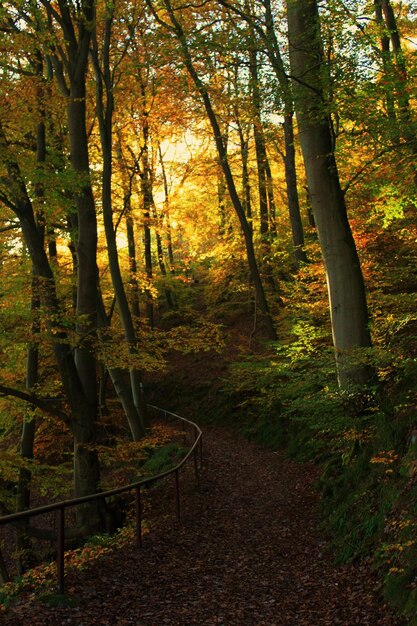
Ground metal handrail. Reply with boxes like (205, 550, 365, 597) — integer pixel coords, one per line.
(0, 405, 203, 593)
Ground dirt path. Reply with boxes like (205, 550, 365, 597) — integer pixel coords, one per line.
(3, 426, 404, 625)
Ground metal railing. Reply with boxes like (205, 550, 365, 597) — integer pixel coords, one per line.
(0, 405, 203, 594)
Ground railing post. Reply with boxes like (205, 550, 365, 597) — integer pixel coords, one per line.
(175, 469, 180, 522)
(193, 429, 200, 487)
(56, 507, 65, 594)
(135, 486, 142, 548)
(193, 447, 200, 488)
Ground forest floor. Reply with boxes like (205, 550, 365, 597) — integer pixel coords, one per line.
(2, 424, 405, 626)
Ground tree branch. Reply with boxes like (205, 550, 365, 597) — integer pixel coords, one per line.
(0, 384, 67, 422)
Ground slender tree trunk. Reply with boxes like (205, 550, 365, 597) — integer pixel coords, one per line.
(67, 92, 98, 406)
(287, 0, 373, 387)
(92, 19, 147, 437)
(17, 66, 46, 518)
(217, 129, 231, 235)
(126, 212, 141, 319)
(264, 156, 277, 234)
(152, 202, 176, 308)
(135, 68, 155, 328)
(140, 171, 155, 327)
(16, 279, 39, 514)
(248, 44, 276, 288)
(96, 295, 146, 440)
(120, 160, 142, 318)
(217, 166, 227, 235)
(283, 114, 308, 263)
(158, 146, 176, 272)
(232, 63, 253, 223)
(249, 46, 269, 237)
(237, 120, 252, 221)
(116, 137, 142, 318)
(66, 89, 104, 523)
(374, 0, 398, 131)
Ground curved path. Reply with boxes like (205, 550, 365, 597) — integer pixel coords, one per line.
(4, 427, 404, 625)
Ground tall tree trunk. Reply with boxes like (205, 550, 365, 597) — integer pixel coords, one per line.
(141, 170, 155, 327)
(126, 211, 141, 320)
(158, 145, 176, 272)
(232, 63, 253, 223)
(151, 202, 176, 309)
(67, 91, 98, 405)
(67, 84, 103, 525)
(32, 0, 103, 527)
(116, 140, 141, 319)
(136, 68, 155, 328)
(374, 0, 398, 132)
(287, 0, 373, 387)
(96, 294, 146, 440)
(17, 61, 46, 518)
(249, 45, 269, 237)
(248, 43, 276, 288)
(217, 166, 228, 235)
(264, 155, 277, 234)
(283, 114, 308, 263)
(236, 120, 252, 222)
(16, 275, 39, 574)
(92, 18, 147, 438)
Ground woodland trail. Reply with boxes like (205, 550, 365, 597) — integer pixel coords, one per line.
(3, 426, 405, 626)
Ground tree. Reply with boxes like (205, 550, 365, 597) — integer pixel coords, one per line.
(0, 0, 104, 528)
(286, 0, 373, 387)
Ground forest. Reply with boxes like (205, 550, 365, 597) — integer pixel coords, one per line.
(0, 0, 416, 622)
